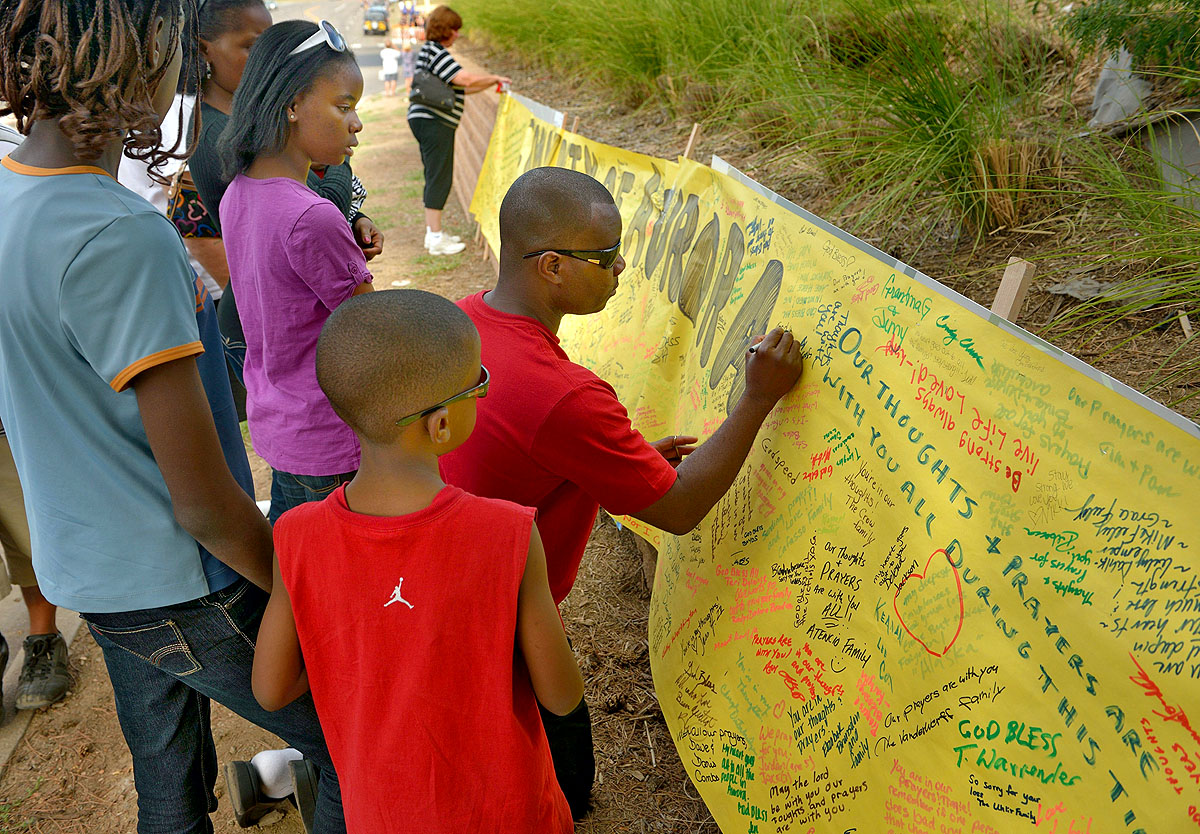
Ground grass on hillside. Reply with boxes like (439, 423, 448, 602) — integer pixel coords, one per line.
(457, 0, 1200, 411)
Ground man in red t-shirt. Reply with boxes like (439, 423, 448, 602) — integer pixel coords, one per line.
(440, 166, 804, 818)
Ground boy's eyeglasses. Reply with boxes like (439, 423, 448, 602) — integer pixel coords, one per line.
(522, 241, 621, 270)
(395, 366, 490, 427)
(288, 20, 347, 56)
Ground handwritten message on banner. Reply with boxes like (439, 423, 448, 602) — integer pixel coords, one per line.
(471, 94, 1200, 834)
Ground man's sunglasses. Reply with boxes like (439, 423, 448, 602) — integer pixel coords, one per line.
(522, 241, 621, 270)
(395, 366, 490, 427)
(289, 20, 347, 56)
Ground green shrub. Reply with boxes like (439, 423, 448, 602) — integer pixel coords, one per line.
(459, 0, 1200, 409)
(1060, 0, 1200, 75)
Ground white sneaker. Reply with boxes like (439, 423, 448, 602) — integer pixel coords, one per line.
(425, 232, 462, 250)
(427, 237, 466, 255)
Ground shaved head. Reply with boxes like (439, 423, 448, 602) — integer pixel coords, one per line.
(316, 290, 479, 443)
(499, 167, 618, 256)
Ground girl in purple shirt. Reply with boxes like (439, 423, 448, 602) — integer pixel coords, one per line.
(217, 19, 374, 522)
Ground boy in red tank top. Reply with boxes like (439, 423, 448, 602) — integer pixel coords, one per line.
(252, 290, 581, 832)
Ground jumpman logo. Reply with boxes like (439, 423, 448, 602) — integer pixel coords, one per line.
(384, 578, 414, 609)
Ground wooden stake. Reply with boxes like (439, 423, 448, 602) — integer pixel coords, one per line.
(1181, 312, 1195, 339)
(570, 115, 580, 134)
(682, 122, 701, 160)
(990, 257, 1036, 323)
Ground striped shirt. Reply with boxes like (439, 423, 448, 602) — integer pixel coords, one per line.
(407, 41, 465, 128)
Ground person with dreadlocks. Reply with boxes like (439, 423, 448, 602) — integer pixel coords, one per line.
(0, 2, 348, 831)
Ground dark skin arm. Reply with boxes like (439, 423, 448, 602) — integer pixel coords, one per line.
(517, 524, 584, 715)
(352, 216, 384, 260)
(632, 327, 803, 535)
(647, 434, 699, 467)
(133, 357, 274, 589)
(252, 556, 309, 711)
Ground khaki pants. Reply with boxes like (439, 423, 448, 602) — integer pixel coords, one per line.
(0, 435, 37, 599)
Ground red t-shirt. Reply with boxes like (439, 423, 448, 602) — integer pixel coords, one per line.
(440, 292, 678, 604)
(275, 485, 572, 833)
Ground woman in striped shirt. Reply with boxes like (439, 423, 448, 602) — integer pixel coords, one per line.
(408, 5, 509, 255)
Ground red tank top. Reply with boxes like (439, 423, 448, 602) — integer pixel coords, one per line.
(275, 484, 572, 833)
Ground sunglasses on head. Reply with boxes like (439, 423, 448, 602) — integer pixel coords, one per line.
(522, 241, 621, 270)
(289, 20, 347, 56)
(395, 366, 490, 427)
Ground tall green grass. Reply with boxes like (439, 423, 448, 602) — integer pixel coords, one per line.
(458, 0, 1200, 409)
(458, 0, 1065, 230)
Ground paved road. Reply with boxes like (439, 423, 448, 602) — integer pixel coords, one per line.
(274, 0, 406, 99)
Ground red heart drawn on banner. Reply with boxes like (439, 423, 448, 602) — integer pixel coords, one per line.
(893, 549, 965, 658)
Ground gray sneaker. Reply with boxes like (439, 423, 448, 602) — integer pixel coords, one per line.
(15, 632, 70, 710)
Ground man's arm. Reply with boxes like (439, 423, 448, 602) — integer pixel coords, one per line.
(632, 327, 802, 535)
(252, 556, 310, 711)
(517, 523, 583, 716)
(133, 356, 273, 589)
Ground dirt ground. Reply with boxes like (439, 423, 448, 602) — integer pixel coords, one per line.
(0, 90, 716, 832)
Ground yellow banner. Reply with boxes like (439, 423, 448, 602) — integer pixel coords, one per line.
(472, 98, 1200, 834)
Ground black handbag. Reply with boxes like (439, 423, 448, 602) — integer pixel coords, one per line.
(410, 67, 456, 112)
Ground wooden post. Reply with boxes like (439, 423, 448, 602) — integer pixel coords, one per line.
(634, 534, 658, 593)
(990, 257, 1036, 322)
(682, 122, 701, 160)
(570, 115, 580, 134)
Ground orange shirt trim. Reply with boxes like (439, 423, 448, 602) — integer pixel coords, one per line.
(110, 342, 205, 393)
(1, 156, 116, 180)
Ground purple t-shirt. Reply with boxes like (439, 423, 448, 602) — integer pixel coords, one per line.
(221, 175, 371, 475)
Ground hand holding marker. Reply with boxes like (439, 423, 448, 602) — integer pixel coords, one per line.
(748, 325, 803, 354)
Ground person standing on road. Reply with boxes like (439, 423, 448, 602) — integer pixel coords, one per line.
(440, 167, 805, 818)
(0, 1, 348, 830)
(380, 39, 400, 97)
(408, 5, 509, 255)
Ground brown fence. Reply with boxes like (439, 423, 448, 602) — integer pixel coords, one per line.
(451, 88, 501, 272)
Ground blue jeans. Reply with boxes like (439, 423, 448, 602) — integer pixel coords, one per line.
(215, 288, 246, 386)
(83, 579, 346, 834)
(268, 469, 355, 525)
